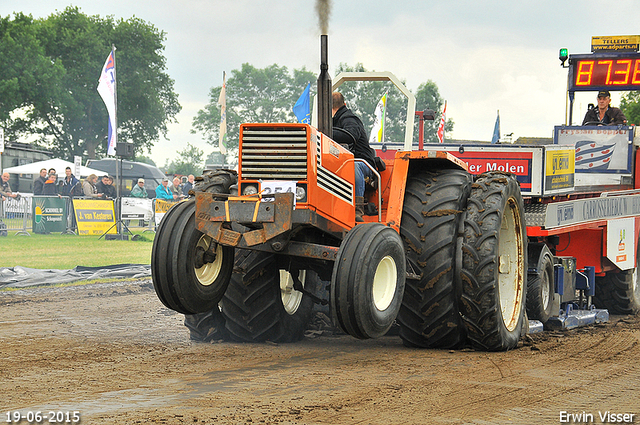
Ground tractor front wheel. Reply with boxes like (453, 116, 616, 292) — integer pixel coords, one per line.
(331, 223, 406, 339)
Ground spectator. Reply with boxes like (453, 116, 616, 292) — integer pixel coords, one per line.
(43, 172, 59, 195)
(60, 167, 81, 197)
(155, 177, 174, 200)
(104, 175, 117, 199)
(82, 174, 104, 198)
(95, 175, 117, 199)
(1, 172, 20, 201)
(183, 174, 195, 196)
(33, 168, 47, 195)
(171, 177, 184, 200)
(130, 178, 148, 198)
(48, 168, 56, 177)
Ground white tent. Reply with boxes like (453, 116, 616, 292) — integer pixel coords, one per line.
(3, 158, 105, 178)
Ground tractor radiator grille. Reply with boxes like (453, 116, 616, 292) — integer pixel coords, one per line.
(241, 127, 308, 180)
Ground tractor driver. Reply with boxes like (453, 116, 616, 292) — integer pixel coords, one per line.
(582, 90, 627, 126)
(331, 92, 377, 222)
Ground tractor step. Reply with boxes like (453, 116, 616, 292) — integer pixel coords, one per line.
(528, 320, 544, 334)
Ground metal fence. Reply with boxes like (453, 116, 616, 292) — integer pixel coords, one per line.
(0, 196, 31, 235)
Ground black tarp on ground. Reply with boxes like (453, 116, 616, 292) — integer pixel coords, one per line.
(0, 264, 151, 288)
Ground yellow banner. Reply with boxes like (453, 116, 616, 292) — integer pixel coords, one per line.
(545, 149, 575, 192)
(592, 35, 639, 52)
(154, 199, 178, 214)
(73, 199, 116, 235)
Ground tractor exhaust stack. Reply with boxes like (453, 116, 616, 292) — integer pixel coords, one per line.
(317, 34, 332, 138)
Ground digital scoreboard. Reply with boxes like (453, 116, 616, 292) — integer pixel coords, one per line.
(569, 53, 640, 92)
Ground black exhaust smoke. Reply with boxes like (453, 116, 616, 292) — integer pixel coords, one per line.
(317, 34, 332, 138)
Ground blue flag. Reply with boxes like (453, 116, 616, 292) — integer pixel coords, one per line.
(491, 110, 500, 144)
(293, 83, 311, 124)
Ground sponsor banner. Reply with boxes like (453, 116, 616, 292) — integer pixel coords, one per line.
(154, 199, 178, 226)
(121, 197, 153, 220)
(446, 148, 540, 194)
(555, 126, 632, 174)
(544, 193, 640, 229)
(32, 196, 67, 234)
(544, 147, 575, 194)
(606, 217, 635, 270)
(73, 199, 116, 235)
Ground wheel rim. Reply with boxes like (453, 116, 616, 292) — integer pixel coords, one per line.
(194, 235, 223, 286)
(280, 270, 305, 315)
(372, 255, 397, 311)
(633, 258, 639, 298)
(497, 198, 525, 332)
(541, 267, 551, 311)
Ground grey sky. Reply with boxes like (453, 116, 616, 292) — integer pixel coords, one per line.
(1, 1, 638, 166)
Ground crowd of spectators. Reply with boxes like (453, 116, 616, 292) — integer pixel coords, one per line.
(3, 168, 190, 202)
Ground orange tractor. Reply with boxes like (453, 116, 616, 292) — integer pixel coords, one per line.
(152, 36, 529, 351)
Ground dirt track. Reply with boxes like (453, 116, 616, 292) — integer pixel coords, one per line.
(1, 279, 639, 425)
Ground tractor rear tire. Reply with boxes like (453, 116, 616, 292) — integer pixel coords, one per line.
(220, 250, 320, 343)
(526, 243, 555, 323)
(184, 309, 227, 342)
(331, 223, 406, 339)
(397, 168, 471, 349)
(594, 244, 640, 315)
(460, 172, 527, 351)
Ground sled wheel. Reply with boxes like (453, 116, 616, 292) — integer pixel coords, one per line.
(594, 242, 640, 315)
(526, 243, 555, 323)
(221, 250, 320, 343)
(169, 200, 234, 314)
(397, 168, 471, 348)
(331, 223, 406, 339)
(184, 308, 227, 342)
(460, 172, 527, 351)
(152, 201, 193, 314)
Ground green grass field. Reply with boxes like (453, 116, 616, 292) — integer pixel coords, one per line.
(1, 232, 155, 270)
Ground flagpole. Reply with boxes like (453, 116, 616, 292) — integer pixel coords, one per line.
(112, 44, 118, 153)
(382, 91, 387, 144)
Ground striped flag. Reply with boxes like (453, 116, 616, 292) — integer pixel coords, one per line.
(97, 48, 117, 156)
(437, 101, 447, 143)
(218, 72, 228, 155)
(369, 92, 387, 144)
(575, 141, 616, 170)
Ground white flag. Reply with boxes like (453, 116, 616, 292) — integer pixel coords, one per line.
(97, 49, 117, 156)
(218, 72, 228, 155)
(369, 92, 387, 144)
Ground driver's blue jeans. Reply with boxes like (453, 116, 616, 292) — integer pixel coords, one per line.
(355, 161, 373, 197)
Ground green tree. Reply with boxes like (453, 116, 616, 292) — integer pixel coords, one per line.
(414, 81, 454, 145)
(163, 143, 204, 176)
(333, 63, 452, 145)
(192, 62, 451, 151)
(0, 7, 180, 161)
(620, 91, 640, 125)
(192, 64, 317, 150)
(134, 154, 156, 166)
